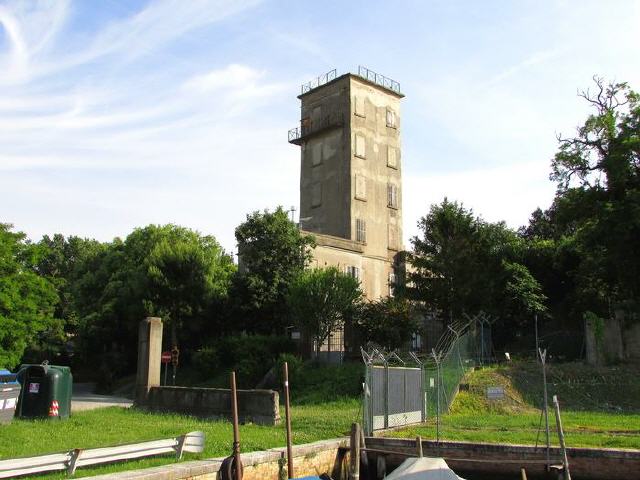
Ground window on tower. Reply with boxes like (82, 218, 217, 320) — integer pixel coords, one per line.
(386, 108, 397, 128)
(355, 134, 366, 158)
(311, 183, 322, 207)
(388, 272, 397, 297)
(388, 224, 399, 251)
(354, 96, 365, 117)
(311, 142, 323, 166)
(345, 265, 361, 281)
(387, 183, 398, 209)
(355, 174, 367, 201)
(356, 218, 366, 243)
(387, 146, 398, 169)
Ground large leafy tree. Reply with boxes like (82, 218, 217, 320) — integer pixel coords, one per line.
(232, 207, 315, 333)
(146, 234, 235, 347)
(408, 199, 480, 324)
(287, 267, 362, 356)
(0, 224, 58, 368)
(27, 234, 104, 360)
(73, 225, 234, 386)
(409, 200, 546, 346)
(524, 78, 639, 328)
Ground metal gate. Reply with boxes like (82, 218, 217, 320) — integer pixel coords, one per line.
(362, 350, 425, 435)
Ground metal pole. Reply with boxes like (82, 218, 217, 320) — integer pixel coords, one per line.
(230, 371, 241, 480)
(539, 348, 550, 469)
(552, 395, 572, 480)
(164, 363, 168, 386)
(431, 349, 441, 445)
(534, 314, 539, 362)
(283, 362, 294, 480)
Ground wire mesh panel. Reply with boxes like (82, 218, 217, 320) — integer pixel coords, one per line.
(363, 354, 424, 435)
(387, 367, 423, 428)
(362, 315, 487, 434)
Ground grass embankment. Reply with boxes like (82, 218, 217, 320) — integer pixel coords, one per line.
(386, 361, 640, 449)
(0, 363, 363, 478)
(2, 360, 639, 478)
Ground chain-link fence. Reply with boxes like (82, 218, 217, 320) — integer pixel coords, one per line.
(423, 318, 480, 417)
(362, 315, 489, 434)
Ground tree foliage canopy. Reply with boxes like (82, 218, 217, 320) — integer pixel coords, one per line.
(409, 199, 546, 346)
(0, 224, 58, 367)
(233, 207, 315, 333)
(354, 297, 418, 351)
(525, 77, 640, 326)
(287, 266, 362, 352)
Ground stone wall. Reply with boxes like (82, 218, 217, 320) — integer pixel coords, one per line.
(144, 386, 280, 426)
(365, 437, 640, 480)
(585, 314, 640, 365)
(87, 438, 348, 480)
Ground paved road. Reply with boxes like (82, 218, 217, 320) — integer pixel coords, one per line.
(72, 383, 133, 412)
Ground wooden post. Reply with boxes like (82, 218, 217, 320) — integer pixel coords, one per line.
(283, 362, 294, 480)
(520, 467, 528, 480)
(539, 348, 551, 468)
(230, 372, 241, 480)
(416, 436, 423, 457)
(359, 427, 369, 477)
(350, 423, 361, 480)
(552, 395, 572, 480)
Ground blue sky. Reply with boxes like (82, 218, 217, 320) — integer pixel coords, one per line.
(1, 0, 639, 254)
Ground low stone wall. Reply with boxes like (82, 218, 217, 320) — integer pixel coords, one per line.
(365, 437, 640, 480)
(88, 438, 349, 480)
(144, 386, 280, 426)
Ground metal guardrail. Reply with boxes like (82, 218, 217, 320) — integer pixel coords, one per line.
(301, 69, 337, 94)
(299, 67, 401, 96)
(0, 431, 205, 478)
(288, 111, 344, 144)
(357, 66, 401, 94)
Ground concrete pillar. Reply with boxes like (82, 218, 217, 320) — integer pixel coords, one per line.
(135, 317, 163, 405)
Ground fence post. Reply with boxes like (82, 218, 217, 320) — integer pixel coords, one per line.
(539, 348, 551, 469)
(66, 449, 82, 475)
(384, 360, 389, 429)
(431, 349, 441, 445)
(553, 396, 572, 480)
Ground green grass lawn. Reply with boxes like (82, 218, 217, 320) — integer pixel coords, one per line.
(385, 411, 640, 449)
(0, 399, 361, 478)
(386, 362, 640, 450)
(2, 360, 639, 478)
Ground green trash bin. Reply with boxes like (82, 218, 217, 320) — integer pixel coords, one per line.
(16, 363, 73, 419)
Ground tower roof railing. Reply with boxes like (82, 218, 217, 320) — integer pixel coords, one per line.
(299, 66, 401, 96)
(356, 65, 401, 94)
(301, 69, 337, 95)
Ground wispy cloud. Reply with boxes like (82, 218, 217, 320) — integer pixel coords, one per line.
(484, 49, 565, 87)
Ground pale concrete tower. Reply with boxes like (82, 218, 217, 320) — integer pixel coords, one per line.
(288, 67, 404, 300)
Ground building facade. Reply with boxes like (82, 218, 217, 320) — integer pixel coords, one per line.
(289, 68, 405, 300)
(288, 68, 405, 358)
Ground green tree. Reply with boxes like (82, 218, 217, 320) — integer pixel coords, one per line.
(0, 224, 58, 367)
(27, 234, 103, 360)
(233, 207, 315, 333)
(287, 267, 362, 356)
(525, 78, 640, 330)
(72, 224, 233, 387)
(408, 198, 482, 324)
(354, 297, 418, 350)
(409, 199, 546, 346)
(146, 234, 235, 347)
